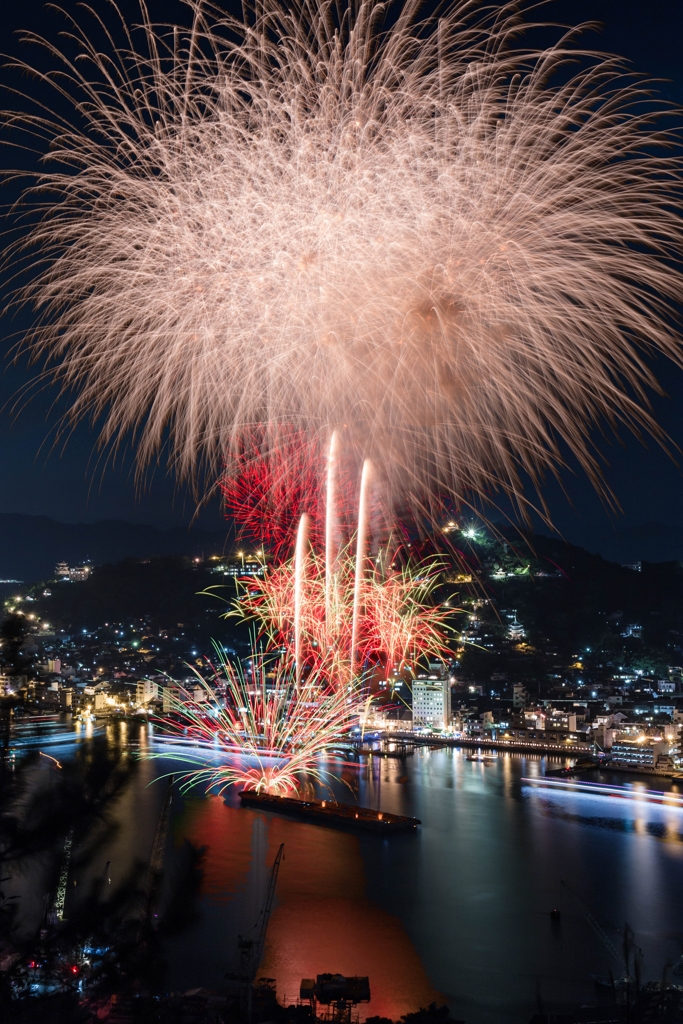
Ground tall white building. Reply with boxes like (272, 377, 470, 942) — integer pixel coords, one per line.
(412, 676, 450, 730)
(136, 679, 158, 705)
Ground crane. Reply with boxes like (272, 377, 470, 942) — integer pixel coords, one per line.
(53, 827, 74, 922)
(230, 842, 285, 1021)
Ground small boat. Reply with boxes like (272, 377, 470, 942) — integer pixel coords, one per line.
(466, 754, 496, 763)
(239, 791, 421, 833)
(550, 908, 561, 922)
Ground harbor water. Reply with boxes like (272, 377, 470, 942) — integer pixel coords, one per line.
(9, 720, 683, 1023)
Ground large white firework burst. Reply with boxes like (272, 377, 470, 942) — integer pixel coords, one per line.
(3, 0, 683, 511)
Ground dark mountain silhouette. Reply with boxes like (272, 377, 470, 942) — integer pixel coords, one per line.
(1, 512, 682, 586)
(0, 513, 232, 582)
(520, 520, 683, 566)
(587, 521, 683, 565)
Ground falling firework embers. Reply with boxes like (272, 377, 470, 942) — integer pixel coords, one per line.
(4, 1, 683, 515)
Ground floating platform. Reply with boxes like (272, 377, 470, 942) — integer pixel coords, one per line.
(238, 791, 421, 833)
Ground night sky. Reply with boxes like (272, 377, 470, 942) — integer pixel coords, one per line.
(0, 0, 682, 547)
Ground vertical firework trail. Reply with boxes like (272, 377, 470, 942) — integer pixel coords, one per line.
(294, 512, 309, 687)
(325, 430, 339, 630)
(351, 459, 372, 684)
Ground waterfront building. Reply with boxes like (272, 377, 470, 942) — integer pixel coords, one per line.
(545, 711, 578, 732)
(592, 724, 614, 750)
(136, 678, 158, 705)
(478, 721, 593, 752)
(412, 676, 450, 730)
(611, 738, 670, 769)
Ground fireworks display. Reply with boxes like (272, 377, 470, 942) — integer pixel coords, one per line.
(5, 2, 682, 796)
(221, 428, 327, 557)
(230, 542, 452, 685)
(223, 432, 453, 689)
(181, 439, 454, 794)
(152, 648, 362, 797)
(4, 1, 682, 513)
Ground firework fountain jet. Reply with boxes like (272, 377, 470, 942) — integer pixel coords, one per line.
(283, 444, 377, 687)
(351, 459, 373, 684)
(3, 0, 683, 518)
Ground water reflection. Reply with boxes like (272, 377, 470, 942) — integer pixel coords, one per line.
(261, 815, 440, 1017)
(164, 751, 683, 1022)
(11, 726, 683, 1024)
(172, 794, 441, 1017)
(175, 797, 256, 901)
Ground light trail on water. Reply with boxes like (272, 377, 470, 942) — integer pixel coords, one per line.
(523, 776, 683, 810)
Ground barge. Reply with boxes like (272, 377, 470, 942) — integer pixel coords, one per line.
(238, 791, 421, 833)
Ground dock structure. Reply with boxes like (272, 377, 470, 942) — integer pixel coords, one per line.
(239, 791, 421, 833)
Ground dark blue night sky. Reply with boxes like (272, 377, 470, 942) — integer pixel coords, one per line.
(0, 0, 682, 550)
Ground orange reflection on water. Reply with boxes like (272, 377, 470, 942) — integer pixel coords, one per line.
(258, 815, 441, 1020)
(174, 795, 254, 900)
(176, 797, 439, 1019)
